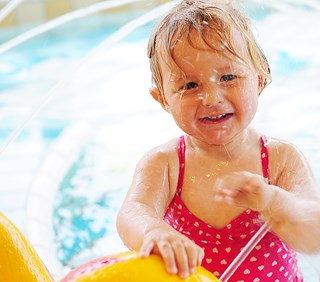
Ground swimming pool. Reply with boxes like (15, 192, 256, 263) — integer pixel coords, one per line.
(0, 0, 320, 280)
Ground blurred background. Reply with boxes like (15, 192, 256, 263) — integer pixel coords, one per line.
(0, 0, 319, 280)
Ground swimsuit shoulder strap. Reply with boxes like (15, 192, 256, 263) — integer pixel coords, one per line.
(177, 135, 186, 195)
(260, 134, 270, 183)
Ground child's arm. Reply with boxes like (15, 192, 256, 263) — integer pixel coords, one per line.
(116, 147, 204, 278)
(214, 141, 320, 253)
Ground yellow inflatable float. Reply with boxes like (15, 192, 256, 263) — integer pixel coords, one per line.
(0, 212, 53, 282)
(0, 212, 220, 282)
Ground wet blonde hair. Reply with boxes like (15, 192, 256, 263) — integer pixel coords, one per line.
(147, 0, 271, 105)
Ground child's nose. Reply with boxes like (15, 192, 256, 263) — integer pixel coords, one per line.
(202, 86, 223, 106)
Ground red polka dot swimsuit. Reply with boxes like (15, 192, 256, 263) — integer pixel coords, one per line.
(163, 135, 303, 281)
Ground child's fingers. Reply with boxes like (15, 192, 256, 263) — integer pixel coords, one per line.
(139, 242, 152, 257)
(214, 186, 239, 203)
(198, 247, 204, 265)
(139, 239, 155, 257)
(184, 242, 202, 273)
(224, 194, 239, 205)
(214, 185, 253, 208)
(185, 243, 197, 273)
(171, 241, 189, 278)
(140, 238, 180, 276)
(157, 240, 178, 275)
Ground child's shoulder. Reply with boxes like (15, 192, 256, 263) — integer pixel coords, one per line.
(265, 135, 316, 191)
(265, 136, 308, 170)
(266, 136, 302, 155)
(138, 137, 181, 165)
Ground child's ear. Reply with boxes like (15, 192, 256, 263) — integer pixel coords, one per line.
(258, 75, 264, 95)
(149, 87, 161, 103)
(149, 87, 171, 113)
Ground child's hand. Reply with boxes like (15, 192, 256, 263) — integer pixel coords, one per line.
(214, 171, 277, 213)
(139, 226, 204, 279)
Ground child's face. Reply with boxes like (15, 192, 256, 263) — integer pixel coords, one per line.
(158, 27, 261, 145)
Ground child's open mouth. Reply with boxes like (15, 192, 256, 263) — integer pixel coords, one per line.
(199, 113, 232, 122)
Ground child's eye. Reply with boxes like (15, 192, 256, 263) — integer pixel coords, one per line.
(220, 74, 237, 82)
(184, 82, 198, 90)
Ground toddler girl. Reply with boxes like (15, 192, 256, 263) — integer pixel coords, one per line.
(117, 0, 320, 281)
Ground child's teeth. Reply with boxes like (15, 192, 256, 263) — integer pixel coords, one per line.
(210, 114, 226, 120)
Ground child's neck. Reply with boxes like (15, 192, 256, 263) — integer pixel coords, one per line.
(187, 128, 257, 161)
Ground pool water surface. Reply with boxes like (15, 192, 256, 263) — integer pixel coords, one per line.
(0, 0, 320, 280)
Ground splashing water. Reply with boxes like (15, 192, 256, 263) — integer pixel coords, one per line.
(0, 0, 178, 157)
(0, 0, 146, 55)
(0, 0, 23, 23)
(0, 1, 320, 278)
